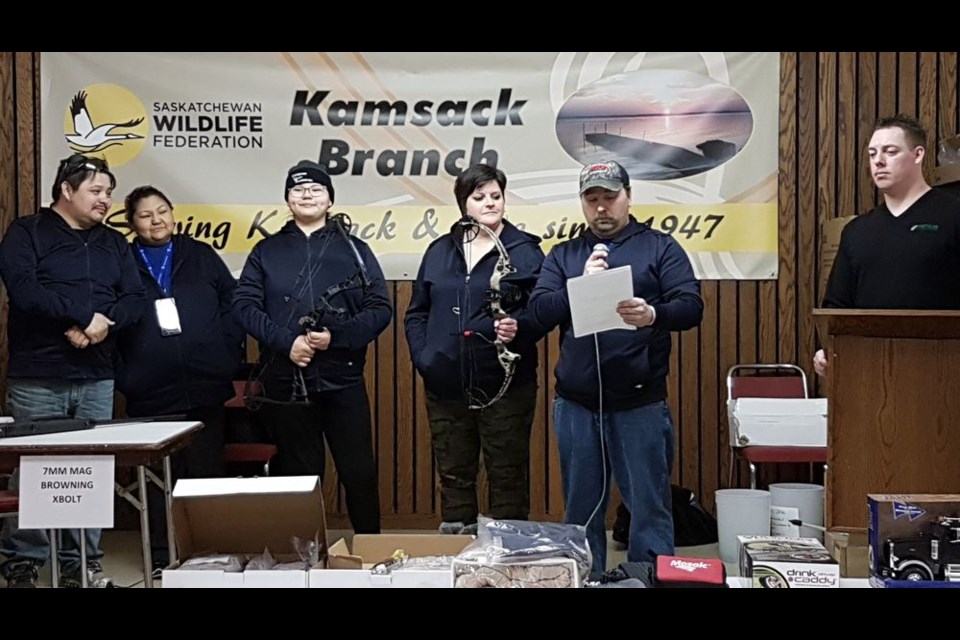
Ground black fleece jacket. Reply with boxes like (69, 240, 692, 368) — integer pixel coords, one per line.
(529, 217, 702, 410)
(405, 219, 545, 402)
(0, 208, 145, 379)
(234, 219, 391, 396)
(116, 235, 243, 416)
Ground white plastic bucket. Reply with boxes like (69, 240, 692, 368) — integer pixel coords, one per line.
(770, 482, 825, 541)
(715, 488, 772, 564)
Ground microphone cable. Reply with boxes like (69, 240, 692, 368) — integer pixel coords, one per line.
(584, 242, 611, 542)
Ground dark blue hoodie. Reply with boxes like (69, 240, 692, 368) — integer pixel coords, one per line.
(234, 218, 391, 396)
(529, 216, 702, 410)
(116, 235, 243, 416)
(405, 219, 544, 402)
(0, 208, 146, 380)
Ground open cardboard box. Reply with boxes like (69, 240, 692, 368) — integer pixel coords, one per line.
(825, 527, 868, 578)
(310, 534, 473, 588)
(163, 475, 326, 588)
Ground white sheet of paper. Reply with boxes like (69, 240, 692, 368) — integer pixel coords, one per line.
(19, 455, 115, 529)
(567, 265, 636, 338)
(770, 505, 801, 537)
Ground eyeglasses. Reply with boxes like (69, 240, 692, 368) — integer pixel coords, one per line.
(289, 185, 327, 198)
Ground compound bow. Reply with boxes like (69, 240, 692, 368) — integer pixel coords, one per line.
(456, 217, 521, 410)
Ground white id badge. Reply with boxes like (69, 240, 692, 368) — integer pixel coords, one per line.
(155, 298, 182, 336)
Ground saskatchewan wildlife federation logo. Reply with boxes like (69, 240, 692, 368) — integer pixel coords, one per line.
(63, 84, 148, 167)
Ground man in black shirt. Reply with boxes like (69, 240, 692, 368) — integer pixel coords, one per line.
(0, 154, 145, 587)
(815, 115, 960, 376)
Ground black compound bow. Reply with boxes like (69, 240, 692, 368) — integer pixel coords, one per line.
(244, 212, 371, 409)
(456, 217, 521, 410)
(298, 213, 371, 331)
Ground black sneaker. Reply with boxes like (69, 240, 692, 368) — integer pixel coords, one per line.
(87, 561, 115, 588)
(59, 561, 115, 588)
(59, 564, 82, 588)
(3, 560, 39, 588)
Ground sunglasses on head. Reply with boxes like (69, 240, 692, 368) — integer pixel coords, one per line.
(58, 156, 108, 181)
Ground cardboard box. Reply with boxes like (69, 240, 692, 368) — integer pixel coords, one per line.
(934, 164, 960, 186)
(868, 494, 960, 585)
(819, 215, 856, 302)
(727, 398, 827, 447)
(309, 534, 473, 588)
(163, 476, 326, 588)
(825, 528, 869, 578)
(738, 535, 839, 588)
(452, 557, 582, 588)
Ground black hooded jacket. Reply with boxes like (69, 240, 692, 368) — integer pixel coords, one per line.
(116, 235, 243, 416)
(234, 219, 392, 397)
(405, 219, 545, 402)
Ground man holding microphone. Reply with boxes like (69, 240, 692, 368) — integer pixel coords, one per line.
(529, 160, 703, 574)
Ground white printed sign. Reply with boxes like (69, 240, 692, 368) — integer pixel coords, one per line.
(770, 505, 801, 537)
(18, 456, 115, 529)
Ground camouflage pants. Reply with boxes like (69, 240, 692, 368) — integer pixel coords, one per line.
(426, 382, 537, 524)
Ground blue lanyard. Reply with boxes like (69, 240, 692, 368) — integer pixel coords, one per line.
(137, 242, 173, 297)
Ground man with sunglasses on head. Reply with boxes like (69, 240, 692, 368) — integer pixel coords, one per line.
(0, 153, 146, 588)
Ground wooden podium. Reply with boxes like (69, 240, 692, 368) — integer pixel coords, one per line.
(813, 309, 960, 529)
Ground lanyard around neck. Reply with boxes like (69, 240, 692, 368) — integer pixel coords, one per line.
(137, 242, 173, 297)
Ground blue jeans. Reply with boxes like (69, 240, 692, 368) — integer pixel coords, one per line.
(1, 378, 114, 573)
(554, 397, 675, 574)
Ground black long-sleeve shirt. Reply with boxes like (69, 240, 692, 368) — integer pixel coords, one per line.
(824, 189, 960, 309)
(0, 208, 146, 379)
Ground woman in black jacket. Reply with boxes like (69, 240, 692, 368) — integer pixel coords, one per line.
(404, 164, 545, 534)
(116, 185, 243, 569)
(234, 160, 391, 534)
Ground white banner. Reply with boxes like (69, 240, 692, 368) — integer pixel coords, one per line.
(41, 52, 780, 279)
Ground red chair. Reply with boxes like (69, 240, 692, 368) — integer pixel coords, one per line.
(726, 364, 828, 489)
(223, 381, 277, 477)
(0, 490, 17, 520)
(0, 462, 18, 522)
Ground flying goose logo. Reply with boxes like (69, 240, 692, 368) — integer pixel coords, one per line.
(62, 84, 148, 167)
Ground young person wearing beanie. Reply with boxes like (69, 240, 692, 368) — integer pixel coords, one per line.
(234, 160, 391, 533)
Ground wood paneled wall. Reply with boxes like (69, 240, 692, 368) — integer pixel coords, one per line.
(2, 52, 956, 527)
